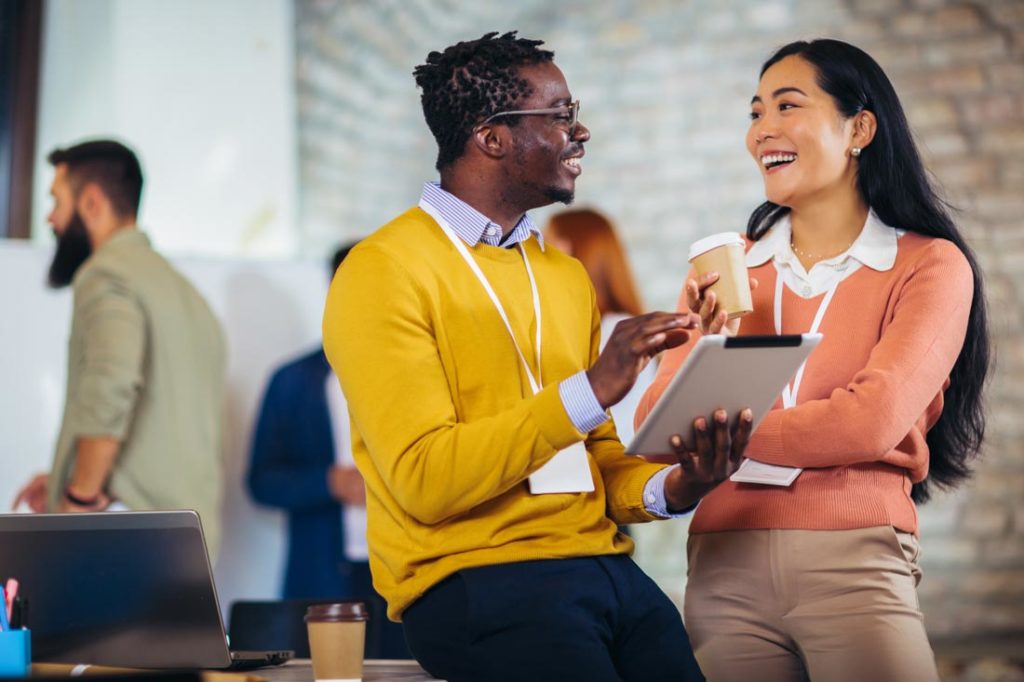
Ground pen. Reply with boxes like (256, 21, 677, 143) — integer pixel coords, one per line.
(0, 585, 9, 631)
(10, 597, 26, 629)
(3, 578, 17, 624)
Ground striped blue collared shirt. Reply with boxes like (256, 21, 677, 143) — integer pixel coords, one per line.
(421, 181, 544, 249)
(419, 182, 679, 518)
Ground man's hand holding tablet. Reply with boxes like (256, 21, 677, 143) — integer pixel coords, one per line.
(663, 407, 753, 513)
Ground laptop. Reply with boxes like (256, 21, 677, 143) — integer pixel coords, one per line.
(0, 510, 292, 670)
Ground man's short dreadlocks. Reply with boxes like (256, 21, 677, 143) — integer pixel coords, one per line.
(413, 31, 555, 171)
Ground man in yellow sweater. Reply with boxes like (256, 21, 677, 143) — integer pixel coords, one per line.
(323, 32, 751, 682)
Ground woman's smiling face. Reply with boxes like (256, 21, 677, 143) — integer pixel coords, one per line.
(747, 55, 860, 210)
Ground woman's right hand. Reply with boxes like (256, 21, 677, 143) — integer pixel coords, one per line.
(684, 272, 757, 336)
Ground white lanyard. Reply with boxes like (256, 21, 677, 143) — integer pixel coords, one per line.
(421, 201, 544, 395)
(774, 263, 839, 408)
(420, 200, 594, 495)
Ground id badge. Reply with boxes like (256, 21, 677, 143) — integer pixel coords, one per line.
(528, 441, 595, 494)
(730, 458, 802, 486)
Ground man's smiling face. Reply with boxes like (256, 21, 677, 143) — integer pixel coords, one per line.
(501, 61, 590, 210)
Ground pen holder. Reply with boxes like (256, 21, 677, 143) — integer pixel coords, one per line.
(0, 629, 30, 677)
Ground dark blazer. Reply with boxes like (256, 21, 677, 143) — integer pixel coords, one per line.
(247, 348, 367, 598)
(248, 347, 410, 658)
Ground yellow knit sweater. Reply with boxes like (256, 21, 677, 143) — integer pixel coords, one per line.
(323, 207, 666, 620)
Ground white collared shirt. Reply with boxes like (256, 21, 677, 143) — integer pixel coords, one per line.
(746, 210, 904, 298)
(325, 374, 369, 562)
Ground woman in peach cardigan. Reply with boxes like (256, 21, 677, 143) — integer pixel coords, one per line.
(636, 39, 989, 681)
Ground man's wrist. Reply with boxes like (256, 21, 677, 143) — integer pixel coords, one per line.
(64, 485, 103, 507)
(643, 466, 692, 518)
(663, 467, 707, 513)
(559, 372, 609, 434)
(584, 368, 610, 409)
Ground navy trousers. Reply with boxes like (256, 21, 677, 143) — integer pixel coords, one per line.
(402, 555, 704, 682)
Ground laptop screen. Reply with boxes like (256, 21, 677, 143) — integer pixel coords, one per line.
(0, 511, 232, 668)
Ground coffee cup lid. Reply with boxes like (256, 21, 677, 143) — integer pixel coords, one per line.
(305, 602, 369, 622)
(688, 232, 745, 261)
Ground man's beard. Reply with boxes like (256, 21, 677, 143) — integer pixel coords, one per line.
(47, 212, 92, 289)
(543, 185, 575, 205)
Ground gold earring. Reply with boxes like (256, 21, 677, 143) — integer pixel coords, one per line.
(851, 147, 862, 158)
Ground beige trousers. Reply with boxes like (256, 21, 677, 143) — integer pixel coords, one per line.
(684, 527, 938, 682)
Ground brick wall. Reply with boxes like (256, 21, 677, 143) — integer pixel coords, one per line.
(297, 0, 1024, 643)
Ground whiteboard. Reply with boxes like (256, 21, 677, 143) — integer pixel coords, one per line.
(0, 238, 328, 614)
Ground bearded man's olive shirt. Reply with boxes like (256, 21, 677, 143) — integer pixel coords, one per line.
(47, 229, 226, 552)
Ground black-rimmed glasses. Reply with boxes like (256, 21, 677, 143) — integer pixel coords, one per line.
(480, 100, 581, 136)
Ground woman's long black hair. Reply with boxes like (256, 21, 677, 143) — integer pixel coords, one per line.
(747, 39, 990, 503)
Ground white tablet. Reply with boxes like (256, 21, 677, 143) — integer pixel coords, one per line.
(626, 333, 822, 455)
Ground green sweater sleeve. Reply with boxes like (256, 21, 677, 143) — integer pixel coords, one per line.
(66, 268, 145, 440)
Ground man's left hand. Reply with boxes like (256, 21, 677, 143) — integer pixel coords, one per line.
(663, 408, 752, 512)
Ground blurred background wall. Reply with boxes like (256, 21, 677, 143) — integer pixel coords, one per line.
(3, 0, 1021, 656)
(30, 0, 298, 256)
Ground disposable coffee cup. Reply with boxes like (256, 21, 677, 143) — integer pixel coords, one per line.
(305, 602, 368, 682)
(688, 232, 753, 320)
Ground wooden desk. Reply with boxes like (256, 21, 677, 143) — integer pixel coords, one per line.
(259, 659, 439, 682)
(32, 659, 439, 681)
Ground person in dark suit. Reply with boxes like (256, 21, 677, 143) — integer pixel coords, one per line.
(247, 241, 409, 658)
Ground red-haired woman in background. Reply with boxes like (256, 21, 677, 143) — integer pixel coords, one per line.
(545, 208, 652, 446)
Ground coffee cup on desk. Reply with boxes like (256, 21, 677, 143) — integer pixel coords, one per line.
(688, 232, 753, 320)
(305, 602, 368, 682)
